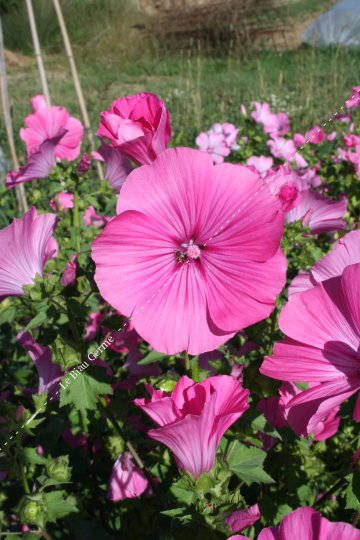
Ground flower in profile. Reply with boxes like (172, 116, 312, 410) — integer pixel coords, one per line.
(17, 332, 63, 398)
(259, 382, 341, 441)
(107, 452, 148, 501)
(60, 255, 77, 287)
(0, 207, 58, 301)
(225, 504, 261, 533)
(20, 95, 83, 161)
(6, 134, 65, 189)
(289, 230, 360, 297)
(286, 190, 347, 234)
(93, 141, 133, 192)
(92, 148, 286, 355)
(258, 507, 360, 539)
(135, 375, 249, 478)
(97, 92, 171, 165)
(261, 263, 360, 437)
(83, 206, 111, 228)
(49, 191, 74, 213)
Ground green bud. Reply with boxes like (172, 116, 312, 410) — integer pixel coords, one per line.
(46, 455, 72, 482)
(195, 473, 216, 494)
(158, 379, 178, 393)
(19, 494, 48, 528)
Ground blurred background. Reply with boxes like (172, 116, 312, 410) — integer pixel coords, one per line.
(0, 0, 359, 161)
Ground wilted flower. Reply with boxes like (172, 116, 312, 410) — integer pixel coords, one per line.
(225, 504, 261, 533)
(83, 206, 111, 228)
(60, 255, 77, 287)
(77, 153, 91, 176)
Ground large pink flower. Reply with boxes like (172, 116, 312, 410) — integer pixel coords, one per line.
(0, 207, 58, 301)
(257, 507, 360, 539)
(261, 263, 360, 437)
(92, 148, 286, 355)
(107, 452, 148, 501)
(134, 375, 249, 478)
(20, 94, 83, 161)
(289, 230, 360, 297)
(96, 92, 171, 165)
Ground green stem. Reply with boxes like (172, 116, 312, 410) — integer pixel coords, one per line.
(313, 476, 347, 509)
(73, 189, 81, 254)
(191, 356, 199, 382)
(184, 351, 190, 373)
(352, 511, 360, 527)
(19, 460, 30, 494)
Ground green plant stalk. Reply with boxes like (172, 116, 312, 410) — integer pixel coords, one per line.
(191, 356, 199, 382)
(184, 350, 190, 372)
(73, 189, 81, 255)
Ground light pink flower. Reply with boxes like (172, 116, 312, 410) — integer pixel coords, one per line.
(0, 207, 58, 301)
(289, 230, 360, 297)
(92, 148, 286, 355)
(60, 254, 77, 287)
(240, 104, 247, 117)
(299, 167, 322, 188)
(306, 125, 326, 144)
(258, 507, 360, 539)
(261, 263, 360, 437)
(327, 131, 337, 142)
(196, 131, 230, 163)
(107, 452, 148, 501)
(286, 190, 347, 234)
(83, 206, 111, 228)
(251, 102, 289, 135)
(135, 375, 249, 478)
(247, 156, 273, 177)
(266, 166, 307, 213)
(225, 504, 261, 533)
(6, 134, 64, 188)
(346, 86, 360, 109)
(267, 136, 306, 166)
(17, 331, 63, 398)
(293, 133, 306, 147)
(77, 153, 91, 176)
(49, 191, 74, 213)
(97, 92, 171, 165)
(20, 95, 83, 161)
(94, 142, 133, 192)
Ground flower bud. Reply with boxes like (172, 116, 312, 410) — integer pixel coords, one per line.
(46, 455, 72, 482)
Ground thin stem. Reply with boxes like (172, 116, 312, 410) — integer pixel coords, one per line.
(41, 530, 54, 540)
(98, 397, 161, 503)
(19, 460, 30, 495)
(313, 476, 347, 509)
(191, 356, 199, 382)
(73, 189, 81, 254)
(352, 511, 360, 527)
(184, 351, 190, 373)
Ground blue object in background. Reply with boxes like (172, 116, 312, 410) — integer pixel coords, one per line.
(302, 0, 360, 47)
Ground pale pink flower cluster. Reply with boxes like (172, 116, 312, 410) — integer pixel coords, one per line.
(196, 122, 239, 163)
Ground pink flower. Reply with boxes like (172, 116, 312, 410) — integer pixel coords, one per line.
(293, 133, 306, 147)
(20, 95, 83, 161)
(286, 190, 347, 234)
(257, 507, 360, 539)
(83, 205, 111, 228)
(49, 191, 74, 213)
(0, 207, 58, 301)
(247, 156, 273, 177)
(259, 382, 340, 440)
(289, 230, 360, 297)
(251, 103, 289, 135)
(97, 92, 171, 165)
(266, 166, 307, 213)
(346, 86, 360, 109)
(196, 131, 230, 163)
(17, 331, 63, 398)
(94, 142, 133, 192)
(240, 104, 247, 117)
(306, 125, 326, 144)
(225, 504, 261, 533)
(60, 254, 77, 287)
(92, 148, 286, 355)
(327, 131, 337, 142)
(107, 452, 148, 500)
(6, 134, 64, 188)
(261, 263, 360, 437)
(267, 136, 306, 166)
(77, 153, 91, 176)
(84, 312, 103, 341)
(135, 375, 250, 478)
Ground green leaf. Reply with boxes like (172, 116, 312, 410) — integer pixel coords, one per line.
(346, 473, 360, 510)
(170, 479, 196, 505)
(59, 367, 113, 413)
(138, 350, 167, 365)
(19, 448, 47, 465)
(226, 441, 274, 485)
(23, 308, 49, 331)
(0, 305, 16, 325)
(44, 491, 78, 522)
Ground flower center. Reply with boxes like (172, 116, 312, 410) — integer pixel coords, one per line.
(175, 240, 201, 263)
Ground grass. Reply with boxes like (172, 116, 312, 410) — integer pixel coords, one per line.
(1, 0, 360, 161)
